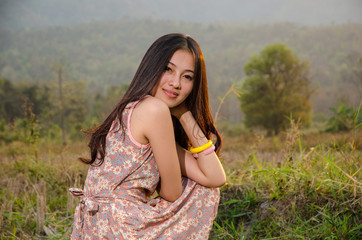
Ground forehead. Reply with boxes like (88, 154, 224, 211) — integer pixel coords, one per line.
(169, 49, 195, 70)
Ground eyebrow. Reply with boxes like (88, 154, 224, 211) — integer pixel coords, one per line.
(168, 61, 195, 73)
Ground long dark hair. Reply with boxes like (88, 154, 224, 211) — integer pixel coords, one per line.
(81, 33, 222, 165)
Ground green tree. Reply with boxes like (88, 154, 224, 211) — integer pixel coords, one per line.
(239, 43, 312, 135)
(0, 79, 52, 122)
(0, 78, 23, 121)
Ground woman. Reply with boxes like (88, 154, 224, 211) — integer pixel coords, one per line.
(70, 33, 226, 239)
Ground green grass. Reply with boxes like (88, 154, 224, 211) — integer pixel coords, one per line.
(209, 128, 361, 239)
(0, 129, 361, 239)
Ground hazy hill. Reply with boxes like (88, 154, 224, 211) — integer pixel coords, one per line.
(1, 0, 362, 30)
(0, 19, 361, 123)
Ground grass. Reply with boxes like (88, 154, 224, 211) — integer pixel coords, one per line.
(0, 142, 88, 239)
(210, 125, 361, 239)
(0, 126, 361, 239)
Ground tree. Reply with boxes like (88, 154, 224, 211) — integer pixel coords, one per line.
(239, 43, 312, 135)
(53, 63, 67, 146)
(339, 54, 362, 106)
(0, 78, 23, 121)
(51, 62, 88, 144)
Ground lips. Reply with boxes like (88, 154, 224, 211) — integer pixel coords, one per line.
(163, 89, 178, 98)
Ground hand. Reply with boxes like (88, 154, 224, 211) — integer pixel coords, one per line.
(170, 102, 189, 120)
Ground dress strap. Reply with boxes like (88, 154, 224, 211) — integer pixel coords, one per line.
(126, 95, 151, 148)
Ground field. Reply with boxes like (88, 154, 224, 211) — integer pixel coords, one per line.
(0, 126, 361, 239)
(1, 7, 361, 239)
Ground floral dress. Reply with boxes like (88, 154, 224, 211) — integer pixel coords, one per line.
(69, 99, 220, 239)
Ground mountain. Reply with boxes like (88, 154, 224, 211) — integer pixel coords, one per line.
(1, 0, 361, 30)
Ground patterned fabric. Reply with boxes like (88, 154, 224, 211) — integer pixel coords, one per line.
(69, 99, 220, 239)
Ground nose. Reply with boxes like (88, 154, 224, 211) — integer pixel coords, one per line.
(169, 75, 181, 89)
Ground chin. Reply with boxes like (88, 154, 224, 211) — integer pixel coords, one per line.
(160, 98, 179, 108)
(156, 95, 184, 108)
(165, 102, 178, 109)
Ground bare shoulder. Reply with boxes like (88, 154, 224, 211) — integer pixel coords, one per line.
(132, 96, 172, 131)
(131, 96, 173, 142)
(134, 96, 170, 119)
(130, 96, 172, 144)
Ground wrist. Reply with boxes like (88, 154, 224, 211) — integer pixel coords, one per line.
(178, 110, 193, 122)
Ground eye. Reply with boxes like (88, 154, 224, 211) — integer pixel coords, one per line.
(184, 74, 193, 81)
(165, 66, 172, 72)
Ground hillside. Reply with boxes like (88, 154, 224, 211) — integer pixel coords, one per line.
(0, 19, 361, 121)
(1, 0, 361, 30)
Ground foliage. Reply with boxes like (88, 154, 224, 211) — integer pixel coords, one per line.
(326, 102, 362, 133)
(0, 78, 127, 145)
(239, 43, 312, 135)
(0, 78, 51, 122)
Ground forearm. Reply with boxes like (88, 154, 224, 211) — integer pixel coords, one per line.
(178, 111, 226, 186)
(179, 111, 208, 146)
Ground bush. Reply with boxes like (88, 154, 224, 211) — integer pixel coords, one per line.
(326, 102, 361, 132)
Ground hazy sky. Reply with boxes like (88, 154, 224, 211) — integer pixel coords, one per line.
(1, 0, 362, 30)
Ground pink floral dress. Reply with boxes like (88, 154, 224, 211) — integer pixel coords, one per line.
(69, 99, 220, 239)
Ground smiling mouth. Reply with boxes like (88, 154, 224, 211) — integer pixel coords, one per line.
(163, 89, 178, 98)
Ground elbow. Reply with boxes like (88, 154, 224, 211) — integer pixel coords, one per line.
(166, 196, 179, 203)
(163, 192, 182, 202)
(208, 174, 226, 188)
(160, 187, 182, 202)
(217, 178, 227, 187)
(210, 179, 226, 188)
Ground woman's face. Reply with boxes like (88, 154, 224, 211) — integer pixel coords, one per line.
(151, 49, 195, 108)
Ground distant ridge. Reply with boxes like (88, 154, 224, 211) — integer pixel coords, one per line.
(0, 0, 361, 30)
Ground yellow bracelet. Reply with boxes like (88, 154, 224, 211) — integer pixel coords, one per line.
(189, 140, 213, 154)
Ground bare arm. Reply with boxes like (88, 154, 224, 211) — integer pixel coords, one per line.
(171, 106, 226, 187)
(132, 97, 182, 202)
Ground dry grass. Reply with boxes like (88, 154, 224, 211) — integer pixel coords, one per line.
(0, 141, 88, 239)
